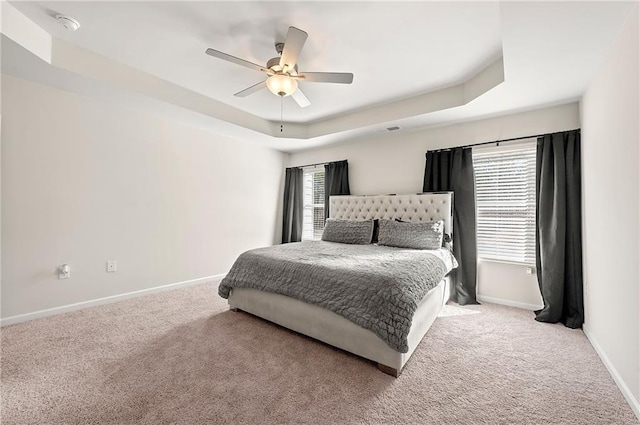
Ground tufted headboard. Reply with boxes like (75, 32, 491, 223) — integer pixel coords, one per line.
(329, 192, 454, 247)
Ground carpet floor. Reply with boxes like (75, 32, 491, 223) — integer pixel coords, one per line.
(1, 281, 637, 424)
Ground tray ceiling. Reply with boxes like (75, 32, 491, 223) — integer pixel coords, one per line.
(2, 1, 636, 152)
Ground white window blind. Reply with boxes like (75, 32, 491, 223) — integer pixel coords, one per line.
(302, 167, 325, 241)
(473, 142, 536, 265)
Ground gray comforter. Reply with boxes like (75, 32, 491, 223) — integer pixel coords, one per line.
(218, 241, 458, 353)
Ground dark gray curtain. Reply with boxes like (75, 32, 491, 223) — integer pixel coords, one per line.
(535, 130, 583, 328)
(423, 148, 478, 305)
(282, 167, 303, 244)
(324, 160, 351, 219)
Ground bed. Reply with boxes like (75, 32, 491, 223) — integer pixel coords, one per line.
(219, 192, 456, 377)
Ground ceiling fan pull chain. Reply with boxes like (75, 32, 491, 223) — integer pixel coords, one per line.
(280, 96, 284, 132)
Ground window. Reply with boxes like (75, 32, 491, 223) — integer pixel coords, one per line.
(473, 141, 536, 265)
(302, 167, 325, 241)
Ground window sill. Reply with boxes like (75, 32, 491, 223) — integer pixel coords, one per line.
(478, 258, 536, 269)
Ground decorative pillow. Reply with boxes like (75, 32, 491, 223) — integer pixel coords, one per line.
(396, 218, 450, 247)
(378, 219, 444, 250)
(321, 219, 374, 245)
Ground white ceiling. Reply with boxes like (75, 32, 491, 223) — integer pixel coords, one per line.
(3, 1, 637, 152)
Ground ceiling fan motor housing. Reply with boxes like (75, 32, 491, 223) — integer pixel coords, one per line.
(266, 57, 298, 75)
(266, 57, 281, 70)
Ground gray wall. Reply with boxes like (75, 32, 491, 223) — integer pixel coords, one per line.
(1, 75, 286, 319)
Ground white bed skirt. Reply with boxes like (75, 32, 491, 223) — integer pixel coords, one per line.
(228, 277, 450, 374)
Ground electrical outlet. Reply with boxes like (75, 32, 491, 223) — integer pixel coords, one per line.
(58, 264, 70, 279)
(106, 260, 117, 273)
(525, 267, 534, 275)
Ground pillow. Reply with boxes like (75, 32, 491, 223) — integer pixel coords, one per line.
(395, 218, 451, 247)
(378, 219, 444, 250)
(321, 219, 374, 245)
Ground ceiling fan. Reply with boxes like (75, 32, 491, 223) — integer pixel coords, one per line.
(205, 26, 354, 108)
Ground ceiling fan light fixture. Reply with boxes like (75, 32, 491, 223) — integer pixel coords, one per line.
(266, 74, 298, 97)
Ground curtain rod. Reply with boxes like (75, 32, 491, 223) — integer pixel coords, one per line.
(429, 128, 580, 153)
(293, 159, 348, 169)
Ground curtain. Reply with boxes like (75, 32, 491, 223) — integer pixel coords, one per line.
(324, 160, 351, 219)
(282, 167, 303, 244)
(535, 130, 583, 328)
(423, 148, 479, 305)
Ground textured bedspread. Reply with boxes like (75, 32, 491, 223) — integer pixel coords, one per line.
(218, 241, 458, 352)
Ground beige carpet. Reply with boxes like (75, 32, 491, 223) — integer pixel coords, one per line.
(1, 282, 637, 425)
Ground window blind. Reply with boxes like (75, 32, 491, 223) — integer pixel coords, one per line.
(302, 168, 325, 241)
(473, 142, 537, 265)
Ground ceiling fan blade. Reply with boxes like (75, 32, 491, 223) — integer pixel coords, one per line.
(205, 48, 267, 73)
(279, 26, 308, 70)
(299, 72, 354, 84)
(234, 81, 267, 97)
(291, 88, 311, 108)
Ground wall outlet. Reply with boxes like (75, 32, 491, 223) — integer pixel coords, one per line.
(525, 267, 535, 275)
(58, 264, 70, 279)
(106, 260, 117, 273)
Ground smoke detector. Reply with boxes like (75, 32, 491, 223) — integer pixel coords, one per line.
(56, 14, 80, 31)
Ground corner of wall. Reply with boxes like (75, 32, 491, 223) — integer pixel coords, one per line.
(583, 324, 640, 420)
(580, 3, 639, 419)
(273, 152, 289, 245)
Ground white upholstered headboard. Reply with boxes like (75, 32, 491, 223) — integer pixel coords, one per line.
(329, 192, 454, 243)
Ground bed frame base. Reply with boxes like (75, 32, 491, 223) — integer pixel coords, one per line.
(232, 305, 404, 378)
(377, 363, 401, 377)
(228, 278, 448, 377)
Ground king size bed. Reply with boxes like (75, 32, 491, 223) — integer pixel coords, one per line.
(218, 192, 457, 377)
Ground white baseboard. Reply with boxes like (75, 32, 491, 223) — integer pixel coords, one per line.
(477, 294, 543, 311)
(583, 324, 640, 421)
(0, 274, 227, 327)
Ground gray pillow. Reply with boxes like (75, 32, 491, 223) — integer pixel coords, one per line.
(321, 219, 374, 245)
(378, 219, 444, 250)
